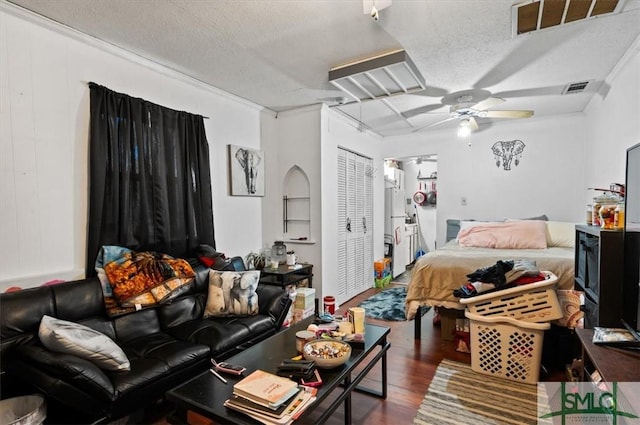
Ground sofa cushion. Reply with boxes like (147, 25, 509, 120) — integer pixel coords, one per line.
(167, 318, 253, 357)
(39, 315, 130, 371)
(114, 332, 210, 395)
(204, 270, 260, 318)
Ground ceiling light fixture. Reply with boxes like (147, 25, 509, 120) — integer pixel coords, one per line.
(370, 6, 379, 21)
(363, 0, 392, 20)
(457, 119, 472, 138)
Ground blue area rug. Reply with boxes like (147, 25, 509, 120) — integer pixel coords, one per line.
(358, 286, 429, 321)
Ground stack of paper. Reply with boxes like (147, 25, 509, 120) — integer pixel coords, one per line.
(224, 370, 316, 425)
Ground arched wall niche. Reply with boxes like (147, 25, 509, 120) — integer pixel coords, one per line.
(283, 165, 311, 241)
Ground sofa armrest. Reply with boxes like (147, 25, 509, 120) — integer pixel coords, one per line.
(256, 285, 292, 330)
(13, 345, 115, 400)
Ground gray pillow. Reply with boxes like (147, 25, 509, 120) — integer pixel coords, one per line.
(38, 315, 130, 371)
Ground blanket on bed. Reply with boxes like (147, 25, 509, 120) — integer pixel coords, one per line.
(96, 245, 195, 317)
(404, 241, 575, 320)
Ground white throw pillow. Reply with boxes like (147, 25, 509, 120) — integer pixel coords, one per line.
(38, 315, 130, 371)
(545, 221, 576, 248)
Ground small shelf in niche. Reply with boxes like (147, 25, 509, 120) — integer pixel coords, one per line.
(283, 166, 311, 240)
(286, 239, 316, 245)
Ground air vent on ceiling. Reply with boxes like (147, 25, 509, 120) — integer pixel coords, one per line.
(562, 81, 590, 94)
(513, 0, 620, 36)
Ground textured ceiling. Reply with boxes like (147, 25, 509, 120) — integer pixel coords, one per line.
(5, 0, 640, 137)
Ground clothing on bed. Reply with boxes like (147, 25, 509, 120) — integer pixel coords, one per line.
(404, 240, 575, 319)
(453, 259, 542, 298)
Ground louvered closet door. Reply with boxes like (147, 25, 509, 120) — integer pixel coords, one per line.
(337, 148, 374, 303)
(346, 152, 358, 300)
(337, 150, 348, 302)
(361, 158, 374, 294)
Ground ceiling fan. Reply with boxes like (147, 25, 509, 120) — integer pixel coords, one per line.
(406, 90, 534, 134)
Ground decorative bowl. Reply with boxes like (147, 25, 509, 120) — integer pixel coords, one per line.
(302, 339, 352, 369)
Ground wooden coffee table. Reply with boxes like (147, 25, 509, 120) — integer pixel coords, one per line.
(166, 322, 390, 425)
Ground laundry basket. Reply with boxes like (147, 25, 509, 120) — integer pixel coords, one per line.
(459, 272, 562, 323)
(466, 311, 549, 384)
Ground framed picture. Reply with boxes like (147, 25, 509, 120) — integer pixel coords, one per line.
(228, 145, 265, 196)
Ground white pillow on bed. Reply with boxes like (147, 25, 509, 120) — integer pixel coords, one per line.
(545, 221, 576, 248)
(457, 220, 548, 249)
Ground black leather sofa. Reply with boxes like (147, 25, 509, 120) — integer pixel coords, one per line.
(0, 262, 291, 424)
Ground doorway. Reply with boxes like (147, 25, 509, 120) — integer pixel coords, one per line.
(383, 155, 437, 279)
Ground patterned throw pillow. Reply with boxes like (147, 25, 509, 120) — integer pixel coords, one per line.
(39, 315, 130, 371)
(204, 270, 260, 317)
(95, 245, 195, 317)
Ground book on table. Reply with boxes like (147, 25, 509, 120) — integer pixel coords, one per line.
(224, 388, 315, 423)
(232, 369, 300, 409)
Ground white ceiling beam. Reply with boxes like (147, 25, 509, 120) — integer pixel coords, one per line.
(402, 62, 426, 90)
(347, 76, 377, 100)
(364, 71, 391, 97)
(383, 67, 407, 93)
(329, 81, 361, 103)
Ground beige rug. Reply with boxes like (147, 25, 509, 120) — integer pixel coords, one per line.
(413, 359, 550, 425)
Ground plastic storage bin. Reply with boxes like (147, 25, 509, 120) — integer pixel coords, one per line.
(0, 395, 46, 425)
(465, 311, 549, 384)
(459, 272, 562, 323)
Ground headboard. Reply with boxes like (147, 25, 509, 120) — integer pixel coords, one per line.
(446, 219, 461, 242)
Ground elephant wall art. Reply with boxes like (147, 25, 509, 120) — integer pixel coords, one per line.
(492, 140, 525, 171)
(228, 145, 265, 196)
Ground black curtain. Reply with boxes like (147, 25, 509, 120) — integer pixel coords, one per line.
(86, 83, 215, 276)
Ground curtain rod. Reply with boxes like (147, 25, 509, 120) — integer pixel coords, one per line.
(86, 82, 209, 119)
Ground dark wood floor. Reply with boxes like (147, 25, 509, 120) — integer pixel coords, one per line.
(153, 280, 566, 425)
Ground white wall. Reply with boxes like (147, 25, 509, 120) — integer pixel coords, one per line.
(583, 38, 640, 200)
(261, 105, 324, 291)
(0, 7, 264, 290)
(382, 114, 587, 248)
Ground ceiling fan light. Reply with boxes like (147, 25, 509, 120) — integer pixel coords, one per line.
(457, 119, 472, 137)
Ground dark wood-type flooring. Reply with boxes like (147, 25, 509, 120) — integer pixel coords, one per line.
(151, 278, 566, 425)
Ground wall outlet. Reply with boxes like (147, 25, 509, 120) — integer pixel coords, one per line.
(461, 197, 467, 206)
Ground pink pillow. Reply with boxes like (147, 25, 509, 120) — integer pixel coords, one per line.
(457, 220, 547, 249)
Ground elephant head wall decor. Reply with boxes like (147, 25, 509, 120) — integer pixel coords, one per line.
(491, 140, 525, 171)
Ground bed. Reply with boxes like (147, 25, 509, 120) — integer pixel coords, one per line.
(405, 218, 577, 337)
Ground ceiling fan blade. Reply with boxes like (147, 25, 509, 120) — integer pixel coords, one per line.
(409, 86, 449, 98)
(468, 117, 479, 130)
(401, 103, 444, 119)
(471, 97, 505, 111)
(483, 110, 534, 119)
(412, 116, 457, 133)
